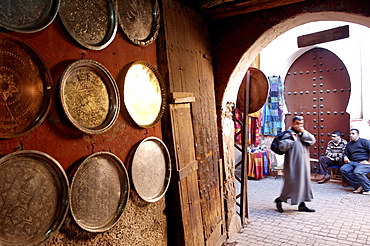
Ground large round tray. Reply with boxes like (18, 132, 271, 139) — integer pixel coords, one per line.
(0, 0, 60, 33)
(59, 59, 120, 135)
(69, 152, 130, 232)
(0, 33, 52, 139)
(123, 61, 166, 128)
(131, 137, 171, 202)
(59, 0, 117, 50)
(0, 150, 69, 246)
(117, 0, 160, 46)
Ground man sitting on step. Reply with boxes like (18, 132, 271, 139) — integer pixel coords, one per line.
(340, 129, 370, 194)
(317, 131, 347, 184)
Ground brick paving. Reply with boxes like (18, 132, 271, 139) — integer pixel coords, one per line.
(224, 176, 370, 245)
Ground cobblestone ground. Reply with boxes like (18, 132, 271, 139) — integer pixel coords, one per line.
(225, 176, 370, 245)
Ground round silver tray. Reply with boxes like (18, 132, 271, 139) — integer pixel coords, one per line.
(69, 152, 130, 232)
(131, 137, 171, 202)
(123, 61, 166, 128)
(59, 0, 117, 50)
(117, 0, 160, 46)
(0, 0, 60, 33)
(0, 33, 52, 139)
(0, 150, 69, 246)
(59, 59, 120, 135)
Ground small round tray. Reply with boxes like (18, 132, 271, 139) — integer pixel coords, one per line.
(131, 137, 171, 202)
(0, 0, 60, 33)
(59, 0, 117, 50)
(0, 33, 52, 139)
(0, 150, 69, 246)
(123, 61, 166, 128)
(69, 152, 130, 232)
(59, 59, 120, 135)
(117, 0, 160, 46)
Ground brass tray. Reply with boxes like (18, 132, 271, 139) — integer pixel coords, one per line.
(0, 33, 52, 139)
(59, 0, 117, 50)
(0, 150, 69, 246)
(70, 152, 130, 232)
(117, 0, 160, 46)
(59, 59, 120, 135)
(123, 61, 166, 128)
(131, 137, 171, 202)
(0, 0, 60, 33)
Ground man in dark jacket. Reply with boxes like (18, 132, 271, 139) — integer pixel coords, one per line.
(340, 129, 370, 194)
(274, 116, 316, 213)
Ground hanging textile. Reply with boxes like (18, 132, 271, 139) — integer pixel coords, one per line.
(261, 76, 285, 136)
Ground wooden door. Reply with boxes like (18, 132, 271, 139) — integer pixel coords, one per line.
(170, 102, 204, 245)
(157, 0, 225, 245)
(284, 48, 351, 162)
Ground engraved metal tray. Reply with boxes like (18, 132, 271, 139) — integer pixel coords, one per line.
(59, 59, 120, 135)
(117, 0, 160, 46)
(0, 150, 69, 246)
(131, 137, 171, 202)
(59, 0, 117, 50)
(70, 152, 130, 232)
(0, 33, 52, 139)
(0, 0, 60, 33)
(123, 61, 166, 128)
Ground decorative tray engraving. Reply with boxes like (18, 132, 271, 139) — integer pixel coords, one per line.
(117, 0, 160, 46)
(59, 0, 117, 50)
(0, 150, 69, 246)
(0, 33, 52, 139)
(0, 0, 60, 33)
(131, 137, 171, 202)
(70, 152, 130, 232)
(59, 59, 120, 135)
(123, 61, 166, 128)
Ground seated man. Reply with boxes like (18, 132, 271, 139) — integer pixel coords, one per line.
(317, 131, 347, 184)
(340, 129, 370, 194)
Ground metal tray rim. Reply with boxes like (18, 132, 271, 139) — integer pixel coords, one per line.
(131, 137, 171, 202)
(69, 151, 130, 232)
(59, 59, 120, 135)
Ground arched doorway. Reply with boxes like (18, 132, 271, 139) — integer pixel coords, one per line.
(218, 12, 370, 235)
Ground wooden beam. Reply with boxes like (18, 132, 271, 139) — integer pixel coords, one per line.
(171, 92, 196, 104)
(206, 0, 307, 19)
(297, 25, 349, 48)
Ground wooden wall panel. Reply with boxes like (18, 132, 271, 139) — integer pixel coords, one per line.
(158, 0, 224, 245)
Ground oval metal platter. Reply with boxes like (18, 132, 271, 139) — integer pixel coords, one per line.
(70, 152, 130, 232)
(0, 0, 60, 33)
(123, 61, 166, 128)
(237, 67, 269, 113)
(117, 0, 160, 46)
(0, 33, 52, 139)
(0, 150, 69, 246)
(131, 137, 171, 202)
(59, 59, 120, 135)
(59, 0, 117, 50)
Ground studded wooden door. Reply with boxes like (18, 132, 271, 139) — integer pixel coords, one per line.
(284, 48, 351, 162)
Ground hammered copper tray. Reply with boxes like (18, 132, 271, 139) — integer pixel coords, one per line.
(0, 150, 69, 246)
(123, 61, 166, 128)
(59, 0, 117, 50)
(117, 0, 160, 46)
(70, 152, 130, 232)
(0, 33, 52, 139)
(59, 59, 120, 135)
(131, 137, 171, 202)
(0, 0, 60, 33)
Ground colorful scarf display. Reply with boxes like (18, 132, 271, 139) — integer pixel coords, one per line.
(261, 76, 285, 136)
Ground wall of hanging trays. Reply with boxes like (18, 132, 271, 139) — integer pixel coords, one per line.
(0, 0, 170, 245)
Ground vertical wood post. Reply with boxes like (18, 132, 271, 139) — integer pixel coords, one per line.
(240, 70, 250, 224)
